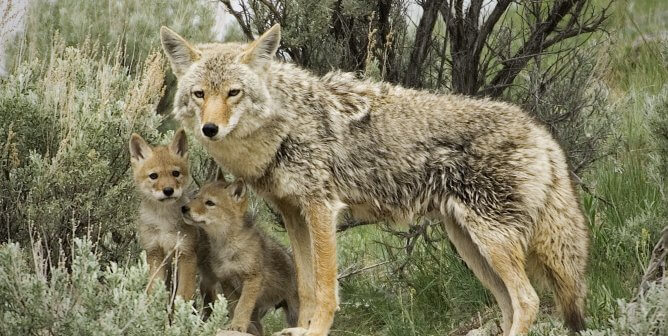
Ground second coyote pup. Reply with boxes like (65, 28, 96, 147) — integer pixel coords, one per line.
(182, 178, 299, 336)
(130, 129, 198, 302)
(161, 25, 589, 336)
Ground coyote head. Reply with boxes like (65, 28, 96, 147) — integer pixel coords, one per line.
(129, 129, 190, 203)
(181, 178, 248, 234)
(160, 24, 282, 142)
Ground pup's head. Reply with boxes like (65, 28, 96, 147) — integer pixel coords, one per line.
(181, 178, 248, 232)
(160, 24, 281, 141)
(129, 129, 190, 203)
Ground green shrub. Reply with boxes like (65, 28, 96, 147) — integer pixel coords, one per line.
(580, 282, 667, 336)
(0, 238, 228, 335)
(6, 0, 215, 72)
(0, 37, 170, 263)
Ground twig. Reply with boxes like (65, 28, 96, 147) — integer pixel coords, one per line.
(338, 260, 392, 280)
(637, 226, 668, 297)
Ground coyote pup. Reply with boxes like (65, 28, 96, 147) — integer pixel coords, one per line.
(129, 129, 198, 301)
(182, 178, 299, 336)
(161, 25, 589, 336)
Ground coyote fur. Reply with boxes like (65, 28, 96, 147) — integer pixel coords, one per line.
(129, 129, 198, 302)
(160, 24, 590, 336)
(182, 178, 299, 335)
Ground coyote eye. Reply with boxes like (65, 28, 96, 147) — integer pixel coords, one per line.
(172, 170, 180, 177)
(205, 200, 215, 206)
(193, 90, 205, 99)
(149, 173, 158, 180)
(228, 89, 240, 97)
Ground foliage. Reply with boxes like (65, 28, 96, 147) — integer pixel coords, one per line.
(0, 37, 180, 263)
(0, 238, 229, 335)
(580, 281, 667, 336)
(7, 0, 215, 73)
(513, 49, 613, 173)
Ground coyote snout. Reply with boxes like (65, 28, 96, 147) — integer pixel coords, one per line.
(201, 123, 218, 138)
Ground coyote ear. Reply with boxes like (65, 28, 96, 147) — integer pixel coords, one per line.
(227, 179, 246, 202)
(160, 26, 201, 77)
(129, 133, 153, 163)
(240, 24, 281, 67)
(169, 128, 188, 157)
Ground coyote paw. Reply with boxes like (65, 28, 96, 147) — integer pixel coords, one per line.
(227, 323, 248, 333)
(272, 327, 309, 336)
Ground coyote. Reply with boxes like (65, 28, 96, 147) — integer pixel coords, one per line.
(181, 178, 299, 335)
(129, 129, 198, 302)
(160, 25, 590, 336)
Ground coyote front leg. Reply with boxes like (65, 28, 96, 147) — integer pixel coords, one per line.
(229, 275, 263, 333)
(175, 251, 197, 300)
(146, 249, 166, 294)
(272, 198, 317, 328)
(274, 200, 339, 336)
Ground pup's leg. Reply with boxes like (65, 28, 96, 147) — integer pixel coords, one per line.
(200, 272, 219, 320)
(175, 250, 198, 300)
(146, 248, 166, 294)
(228, 276, 263, 333)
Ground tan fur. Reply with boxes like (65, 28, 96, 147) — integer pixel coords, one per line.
(162, 25, 589, 336)
(182, 179, 299, 335)
(130, 129, 198, 302)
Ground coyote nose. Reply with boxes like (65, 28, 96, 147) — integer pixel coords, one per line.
(202, 123, 219, 138)
(163, 187, 174, 196)
(181, 205, 189, 213)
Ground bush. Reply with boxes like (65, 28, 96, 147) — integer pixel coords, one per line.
(6, 0, 215, 72)
(580, 281, 667, 336)
(0, 37, 168, 263)
(0, 238, 228, 335)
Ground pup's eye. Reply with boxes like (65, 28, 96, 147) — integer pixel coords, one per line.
(172, 170, 180, 177)
(193, 90, 205, 99)
(205, 200, 215, 206)
(149, 173, 158, 180)
(228, 89, 240, 97)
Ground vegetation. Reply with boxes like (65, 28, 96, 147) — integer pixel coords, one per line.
(0, 0, 666, 335)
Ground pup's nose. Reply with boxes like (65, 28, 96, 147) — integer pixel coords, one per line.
(202, 123, 219, 138)
(163, 187, 174, 196)
(181, 205, 189, 213)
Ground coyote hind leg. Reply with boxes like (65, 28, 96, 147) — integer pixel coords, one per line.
(446, 201, 539, 335)
(441, 216, 514, 336)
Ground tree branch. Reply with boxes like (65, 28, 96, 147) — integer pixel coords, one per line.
(257, 0, 282, 22)
(404, 0, 442, 87)
(483, 0, 582, 97)
(219, 0, 254, 40)
(473, 0, 512, 62)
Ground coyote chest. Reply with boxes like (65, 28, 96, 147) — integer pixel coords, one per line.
(209, 242, 248, 281)
(138, 202, 195, 253)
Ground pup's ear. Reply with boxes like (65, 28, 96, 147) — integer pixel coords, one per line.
(160, 26, 201, 77)
(240, 24, 280, 68)
(169, 128, 188, 157)
(129, 133, 153, 163)
(227, 178, 246, 202)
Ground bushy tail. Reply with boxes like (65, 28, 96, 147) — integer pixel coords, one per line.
(552, 277, 587, 332)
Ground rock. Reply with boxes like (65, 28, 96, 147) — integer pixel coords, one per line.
(465, 319, 501, 336)
(215, 331, 255, 336)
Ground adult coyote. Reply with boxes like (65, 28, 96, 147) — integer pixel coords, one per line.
(160, 24, 589, 336)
